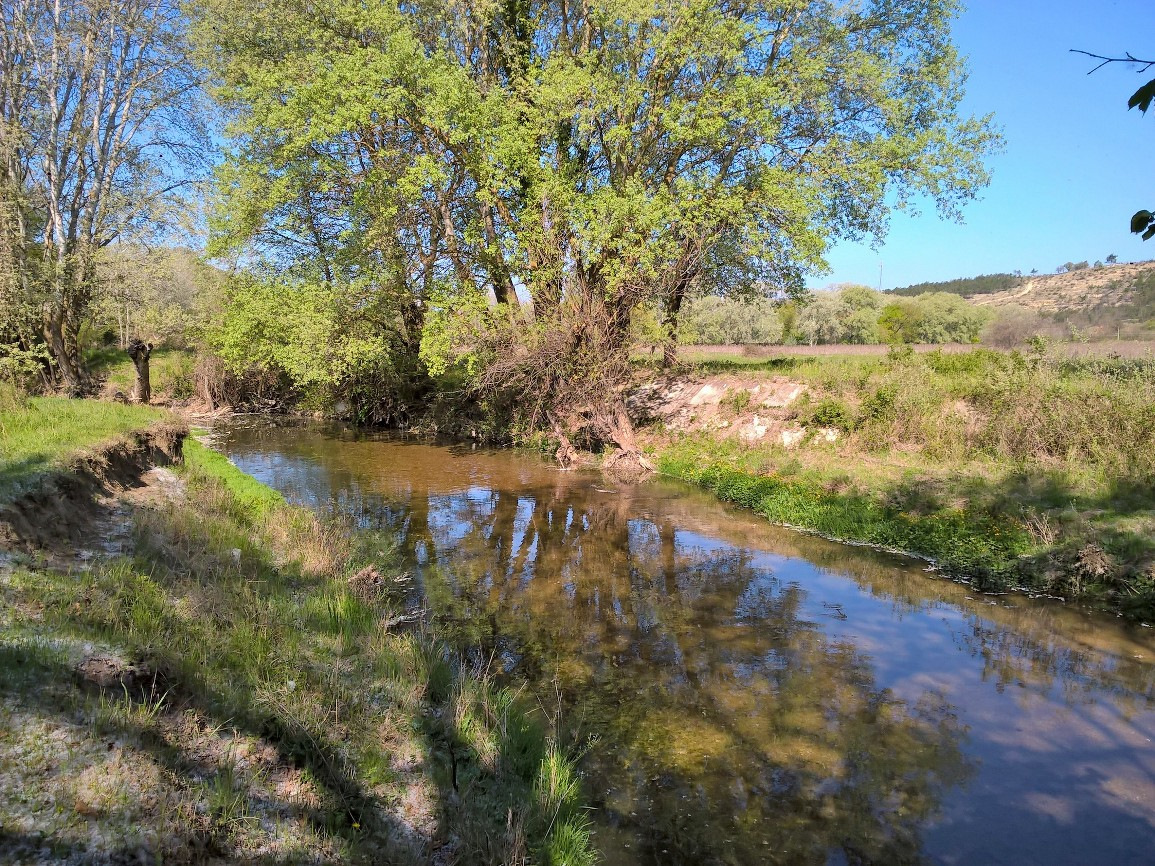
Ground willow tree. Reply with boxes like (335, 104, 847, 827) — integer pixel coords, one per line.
(0, 0, 204, 393)
(199, 0, 996, 471)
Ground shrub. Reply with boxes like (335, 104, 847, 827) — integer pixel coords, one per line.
(807, 397, 856, 431)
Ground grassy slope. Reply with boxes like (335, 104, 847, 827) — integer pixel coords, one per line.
(0, 395, 166, 501)
(648, 347, 1155, 619)
(0, 427, 593, 864)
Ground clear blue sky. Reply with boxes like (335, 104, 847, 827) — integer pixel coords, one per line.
(812, 0, 1155, 290)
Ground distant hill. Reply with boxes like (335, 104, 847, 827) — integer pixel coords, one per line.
(965, 261, 1155, 316)
(891, 261, 1155, 319)
(890, 272, 1021, 298)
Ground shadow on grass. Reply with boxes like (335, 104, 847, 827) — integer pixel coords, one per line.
(0, 626, 418, 864)
(0, 453, 51, 501)
(660, 445, 1155, 616)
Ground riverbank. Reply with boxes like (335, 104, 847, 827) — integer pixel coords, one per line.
(0, 401, 593, 865)
(639, 347, 1155, 620)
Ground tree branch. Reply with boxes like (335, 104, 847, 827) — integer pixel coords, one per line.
(1070, 49, 1155, 75)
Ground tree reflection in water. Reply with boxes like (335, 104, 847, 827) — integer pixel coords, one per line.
(217, 425, 1155, 866)
(392, 474, 973, 864)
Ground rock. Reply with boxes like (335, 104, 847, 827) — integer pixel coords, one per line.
(816, 427, 840, 443)
(75, 654, 158, 698)
(689, 383, 723, 406)
(780, 428, 805, 448)
(759, 383, 805, 407)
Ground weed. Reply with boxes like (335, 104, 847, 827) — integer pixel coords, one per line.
(207, 748, 256, 830)
(806, 397, 856, 432)
(721, 387, 752, 415)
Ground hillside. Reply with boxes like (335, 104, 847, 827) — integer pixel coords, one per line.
(965, 260, 1155, 314)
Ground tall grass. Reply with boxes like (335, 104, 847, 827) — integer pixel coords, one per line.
(660, 346, 1155, 617)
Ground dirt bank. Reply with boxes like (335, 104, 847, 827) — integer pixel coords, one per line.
(0, 421, 186, 551)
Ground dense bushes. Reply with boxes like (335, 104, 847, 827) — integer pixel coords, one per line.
(679, 296, 784, 344)
(670, 286, 990, 347)
(207, 274, 421, 423)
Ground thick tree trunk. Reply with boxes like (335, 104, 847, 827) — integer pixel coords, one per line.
(127, 339, 153, 404)
(661, 279, 687, 368)
(44, 313, 83, 396)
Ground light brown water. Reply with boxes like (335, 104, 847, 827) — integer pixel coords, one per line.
(218, 420, 1155, 865)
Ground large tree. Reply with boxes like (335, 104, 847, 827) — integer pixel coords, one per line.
(0, 0, 205, 393)
(199, 0, 997, 470)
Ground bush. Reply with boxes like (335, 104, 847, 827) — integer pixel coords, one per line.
(982, 304, 1058, 348)
(680, 295, 784, 344)
(806, 397, 856, 431)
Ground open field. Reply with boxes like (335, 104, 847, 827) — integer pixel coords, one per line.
(679, 339, 1155, 364)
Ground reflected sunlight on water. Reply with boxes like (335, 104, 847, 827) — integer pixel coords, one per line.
(219, 419, 1155, 865)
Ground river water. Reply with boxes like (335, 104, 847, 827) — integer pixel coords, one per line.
(217, 420, 1155, 865)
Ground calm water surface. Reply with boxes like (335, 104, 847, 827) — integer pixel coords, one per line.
(217, 420, 1155, 865)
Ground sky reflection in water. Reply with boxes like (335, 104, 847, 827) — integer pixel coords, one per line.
(218, 421, 1155, 865)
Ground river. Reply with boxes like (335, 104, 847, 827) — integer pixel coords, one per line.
(216, 419, 1155, 865)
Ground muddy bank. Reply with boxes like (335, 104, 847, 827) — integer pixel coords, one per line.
(0, 422, 186, 550)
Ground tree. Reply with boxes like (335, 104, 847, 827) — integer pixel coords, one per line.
(1107, 253, 1119, 264)
(796, 293, 849, 346)
(0, 0, 205, 393)
(199, 0, 999, 471)
(679, 296, 783, 345)
(1073, 50, 1154, 239)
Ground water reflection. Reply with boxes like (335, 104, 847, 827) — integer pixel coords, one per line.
(218, 421, 1155, 865)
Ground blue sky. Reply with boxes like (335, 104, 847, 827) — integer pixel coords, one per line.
(812, 0, 1155, 290)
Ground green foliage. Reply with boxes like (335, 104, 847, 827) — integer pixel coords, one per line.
(806, 397, 856, 432)
(876, 293, 987, 344)
(891, 272, 1020, 298)
(680, 296, 783, 345)
(721, 387, 753, 415)
(195, 0, 999, 429)
(207, 273, 414, 422)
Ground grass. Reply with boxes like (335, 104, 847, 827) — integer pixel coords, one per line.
(0, 431, 594, 864)
(0, 394, 166, 502)
(648, 345, 1155, 618)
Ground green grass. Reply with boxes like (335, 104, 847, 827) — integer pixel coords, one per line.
(0, 435, 594, 864)
(658, 438, 1033, 584)
(0, 395, 166, 502)
(652, 345, 1155, 618)
(183, 438, 283, 521)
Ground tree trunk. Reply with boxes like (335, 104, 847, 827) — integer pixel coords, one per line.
(595, 401, 654, 482)
(44, 312, 83, 396)
(661, 280, 687, 368)
(127, 339, 153, 404)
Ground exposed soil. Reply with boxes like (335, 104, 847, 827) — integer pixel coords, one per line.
(631, 372, 824, 447)
(0, 423, 186, 553)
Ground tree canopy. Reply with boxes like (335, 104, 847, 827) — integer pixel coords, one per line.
(195, 0, 997, 466)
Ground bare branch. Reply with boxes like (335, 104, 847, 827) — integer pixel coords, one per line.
(1070, 49, 1155, 75)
